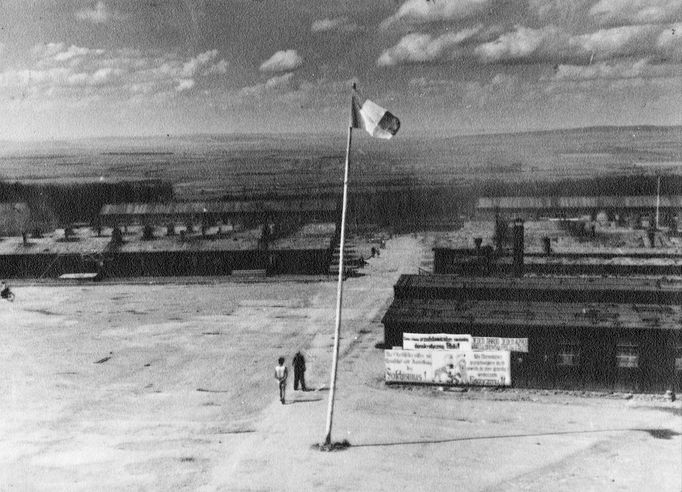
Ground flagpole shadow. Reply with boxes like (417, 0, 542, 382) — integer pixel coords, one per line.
(288, 397, 324, 404)
(351, 427, 677, 448)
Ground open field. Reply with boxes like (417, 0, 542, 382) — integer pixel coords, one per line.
(1, 234, 680, 491)
(2, 127, 681, 199)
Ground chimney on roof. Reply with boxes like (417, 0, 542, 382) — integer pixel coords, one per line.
(513, 218, 524, 277)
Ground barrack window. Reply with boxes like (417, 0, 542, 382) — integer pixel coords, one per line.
(616, 340, 639, 369)
(557, 339, 580, 367)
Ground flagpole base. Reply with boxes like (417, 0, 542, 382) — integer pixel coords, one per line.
(312, 439, 351, 452)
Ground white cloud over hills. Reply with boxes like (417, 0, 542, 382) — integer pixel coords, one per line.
(259, 50, 304, 73)
(379, 22, 682, 69)
(0, 43, 228, 99)
(377, 26, 482, 66)
(381, 0, 491, 29)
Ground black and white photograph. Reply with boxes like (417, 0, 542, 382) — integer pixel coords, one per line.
(0, 1, 680, 490)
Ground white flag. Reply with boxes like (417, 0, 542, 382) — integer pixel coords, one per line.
(351, 91, 400, 139)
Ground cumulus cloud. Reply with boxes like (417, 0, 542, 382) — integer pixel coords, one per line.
(473, 24, 668, 64)
(311, 17, 359, 33)
(259, 50, 304, 73)
(573, 24, 659, 58)
(549, 59, 652, 81)
(75, 1, 126, 24)
(381, 0, 491, 29)
(474, 25, 567, 64)
(590, 0, 682, 25)
(378, 26, 482, 66)
(176, 79, 195, 92)
(379, 19, 680, 67)
(0, 44, 228, 98)
(238, 73, 295, 98)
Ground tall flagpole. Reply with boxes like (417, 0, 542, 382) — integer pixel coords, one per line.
(323, 84, 354, 446)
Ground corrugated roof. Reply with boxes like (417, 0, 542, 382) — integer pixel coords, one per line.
(395, 274, 682, 294)
(382, 298, 681, 331)
(434, 254, 682, 267)
(0, 224, 334, 255)
(100, 199, 338, 216)
(477, 196, 682, 210)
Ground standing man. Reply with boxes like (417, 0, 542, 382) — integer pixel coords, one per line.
(274, 357, 288, 404)
(293, 351, 307, 391)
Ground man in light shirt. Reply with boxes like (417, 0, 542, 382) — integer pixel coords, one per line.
(274, 357, 288, 405)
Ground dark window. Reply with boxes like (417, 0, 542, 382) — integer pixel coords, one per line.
(616, 340, 639, 369)
(557, 339, 580, 367)
(675, 344, 682, 372)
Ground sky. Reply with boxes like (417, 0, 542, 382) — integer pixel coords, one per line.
(0, 0, 681, 140)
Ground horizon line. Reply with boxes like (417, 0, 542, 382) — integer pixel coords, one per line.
(1, 124, 680, 144)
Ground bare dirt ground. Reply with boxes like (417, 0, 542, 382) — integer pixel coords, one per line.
(0, 234, 680, 491)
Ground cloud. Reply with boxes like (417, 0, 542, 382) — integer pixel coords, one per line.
(204, 59, 228, 75)
(75, 1, 126, 24)
(176, 79, 195, 92)
(378, 19, 681, 67)
(473, 24, 668, 64)
(381, 0, 491, 29)
(377, 26, 482, 66)
(259, 50, 304, 73)
(53, 45, 105, 63)
(238, 73, 295, 98)
(0, 44, 228, 99)
(549, 59, 652, 81)
(573, 24, 659, 58)
(657, 23, 682, 59)
(311, 17, 359, 33)
(590, 0, 682, 25)
(474, 25, 569, 64)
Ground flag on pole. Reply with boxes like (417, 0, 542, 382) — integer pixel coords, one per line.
(351, 90, 400, 139)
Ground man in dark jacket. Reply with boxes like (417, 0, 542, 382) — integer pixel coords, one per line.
(293, 351, 307, 391)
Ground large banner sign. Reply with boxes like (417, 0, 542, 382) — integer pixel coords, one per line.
(471, 336, 528, 353)
(385, 349, 510, 386)
(402, 333, 472, 351)
(384, 349, 434, 383)
(465, 351, 511, 386)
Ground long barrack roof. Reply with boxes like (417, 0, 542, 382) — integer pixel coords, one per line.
(382, 298, 681, 331)
(477, 196, 682, 210)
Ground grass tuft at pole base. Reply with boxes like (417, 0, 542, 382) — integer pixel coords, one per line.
(312, 440, 351, 452)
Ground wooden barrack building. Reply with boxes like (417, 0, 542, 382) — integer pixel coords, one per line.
(382, 274, 682, 393)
